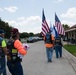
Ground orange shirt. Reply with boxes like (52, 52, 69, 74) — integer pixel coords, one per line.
(44, 35, 54, 48)
(14, 40, 27, 55)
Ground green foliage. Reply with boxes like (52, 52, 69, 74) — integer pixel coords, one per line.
(62, 24, 70, 30)
(20, 32, 42, 38)
(0, 19, 13, 38)
(64, 45, 76, 56)
(0, 19, 45, 39)
(20, 32, 34, 38)
(34, 33, 42, 37)
(20, 32, 29, 38)
(29, 32, 34, 36)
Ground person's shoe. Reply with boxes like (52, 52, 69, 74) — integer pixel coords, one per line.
(48, 60, 52, 62)
(56, 57, 59, 58)
(49, 60, 52, 62)
(60, 56, 62, 58)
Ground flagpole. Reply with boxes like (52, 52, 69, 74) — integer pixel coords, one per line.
(54, 12, 56, 25)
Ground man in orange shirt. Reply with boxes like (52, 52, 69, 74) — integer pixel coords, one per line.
(7, 28, 27, 75)
(44, 30, 54, 62)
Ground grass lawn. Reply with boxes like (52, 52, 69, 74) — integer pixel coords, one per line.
(63, 44, 76, 57)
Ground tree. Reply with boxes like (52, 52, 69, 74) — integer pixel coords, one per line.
(34, 33, 42, 37)
(29, 32, 34, 37)
(62, 24, 70, 30)
(0, 18, 13, 38)
(20, 32, 29, 38)
(0, 18, 42, 39)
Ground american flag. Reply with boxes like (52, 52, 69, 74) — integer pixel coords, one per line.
(55, 13, 65, 35)
(41, 10, 50, 36)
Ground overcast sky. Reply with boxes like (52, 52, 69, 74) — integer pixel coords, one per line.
(0, 0, 76, 33)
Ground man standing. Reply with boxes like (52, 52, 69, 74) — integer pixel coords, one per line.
(0, 29, 7, 75)
(7, 28, 27, 75)
(55, 35, 63, 58)
(44, 31, 54, 62)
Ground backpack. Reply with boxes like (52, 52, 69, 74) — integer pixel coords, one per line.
(7, 40, 22, 63)
(45, 32, 53, 44)
(55, 37, 62, 45)
(0, 37, 5, 57)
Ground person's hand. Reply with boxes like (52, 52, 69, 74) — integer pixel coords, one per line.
(23, 43, 30, 50)
(7, 55, 11, 61)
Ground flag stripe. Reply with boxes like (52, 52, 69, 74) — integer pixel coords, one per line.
(45, 21, 50, 32)
(42, 22, 49, 32)
(41, 10, 50, 36)
(42, 26, 46, 34)
(55, 14, 65, 35)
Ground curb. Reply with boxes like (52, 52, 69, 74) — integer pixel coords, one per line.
(63, 47, 76, 74)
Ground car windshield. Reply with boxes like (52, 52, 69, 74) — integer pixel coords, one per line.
(28, 37, 33, 40)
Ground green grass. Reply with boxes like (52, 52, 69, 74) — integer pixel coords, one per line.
(63, 44, 76, 56)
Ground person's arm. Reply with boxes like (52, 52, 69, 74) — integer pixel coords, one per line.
(14, 40, 27, 55)
(2, 40, 8, 55)
(43, 36, 45, 40)
(52, 35, 55, 45)
(61, 38, 63, 46)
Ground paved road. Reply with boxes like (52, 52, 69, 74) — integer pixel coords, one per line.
(7, 41, 76, 75)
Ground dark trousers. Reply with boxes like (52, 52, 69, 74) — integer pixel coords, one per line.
(0, 57, 7, 75)
(7, 61, 23, 75)
(55, 46, 62, 58)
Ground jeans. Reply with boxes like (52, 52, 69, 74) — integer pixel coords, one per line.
(46, 47, 54, 61)
(7, 61, 23, 75)
(0, 57, 7, 75)
(55, 45, 62, 58)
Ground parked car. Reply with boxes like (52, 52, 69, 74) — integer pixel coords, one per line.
(27, 36, 43, 43)
(27, 37, 36, 43)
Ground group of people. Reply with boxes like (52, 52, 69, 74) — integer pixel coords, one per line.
(0, 28, 63, 75)
(0, 28, 27, 75)
(44, 30, 63, 62)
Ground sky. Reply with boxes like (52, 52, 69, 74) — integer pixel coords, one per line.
(0, 0, 76, 34)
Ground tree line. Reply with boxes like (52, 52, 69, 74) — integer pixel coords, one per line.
(0, 18, 70, 39)
(0, 19, 42, 39)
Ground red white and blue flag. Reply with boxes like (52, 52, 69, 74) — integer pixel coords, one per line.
(55, 13, 65, 35)
(41, 9, 50, 36)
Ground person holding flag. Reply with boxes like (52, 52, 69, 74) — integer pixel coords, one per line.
(42, 9, 54, 62)
(44, 30, 55, 62)
(54, 34, 63, 58)
(54, 13, 64, 58)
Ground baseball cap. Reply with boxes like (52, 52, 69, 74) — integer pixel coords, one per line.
(0, 29, 5, 34)
(11, 28, 19, 37)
